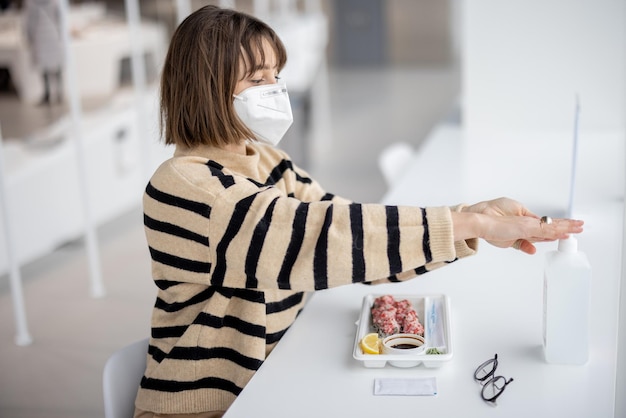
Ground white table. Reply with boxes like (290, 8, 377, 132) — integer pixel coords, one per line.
(224, 125, 624, 417)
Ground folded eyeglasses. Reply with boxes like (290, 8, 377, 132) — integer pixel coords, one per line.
(473, 353, 514, 403)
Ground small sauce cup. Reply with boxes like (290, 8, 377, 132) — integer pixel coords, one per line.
(382, 333, 426, 367)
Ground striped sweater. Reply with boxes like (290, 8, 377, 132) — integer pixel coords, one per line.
(135, 142, 477, 414)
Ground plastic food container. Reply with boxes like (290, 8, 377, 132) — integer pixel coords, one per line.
(353, 293, 453, 368)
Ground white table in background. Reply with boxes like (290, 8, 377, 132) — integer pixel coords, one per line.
(0, 11, 166, 103)
(224, 125, 624, 417)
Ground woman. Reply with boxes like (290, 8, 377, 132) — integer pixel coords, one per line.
(134, 6, 583, 417)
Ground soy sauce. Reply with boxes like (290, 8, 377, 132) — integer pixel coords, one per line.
(392, 343, 418, 349)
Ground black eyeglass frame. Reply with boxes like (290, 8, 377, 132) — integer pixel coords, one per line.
(473, 353, 514, 403)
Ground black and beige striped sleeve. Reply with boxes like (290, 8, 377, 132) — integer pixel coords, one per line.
(144, 157, 476, 292)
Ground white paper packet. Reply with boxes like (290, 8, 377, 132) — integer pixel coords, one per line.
(373, 377, 437, 396)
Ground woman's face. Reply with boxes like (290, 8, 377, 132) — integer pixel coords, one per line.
(234, 38, 281, 95)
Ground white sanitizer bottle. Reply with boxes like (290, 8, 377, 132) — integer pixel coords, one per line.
(543, 236, 592, 365)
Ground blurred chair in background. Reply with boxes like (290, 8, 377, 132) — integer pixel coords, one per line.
(378, 142, 414, 187)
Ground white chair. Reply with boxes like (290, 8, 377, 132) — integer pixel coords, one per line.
(103, 338, 149, 418)
(378, 142, 414, 186)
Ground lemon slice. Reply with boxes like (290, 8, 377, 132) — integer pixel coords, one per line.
(360, 333, 380, 355)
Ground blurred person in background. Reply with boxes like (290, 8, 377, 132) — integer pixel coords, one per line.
(25, 0, 64, 105)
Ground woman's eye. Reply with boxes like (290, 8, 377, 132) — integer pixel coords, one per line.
(250, 79, 263, 84)
(274, 75, 281, 81)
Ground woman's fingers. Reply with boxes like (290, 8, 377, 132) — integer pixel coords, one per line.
(507, 218, 584, 253)
(485, 217, 583, 251)
(537, 218, 584, 240)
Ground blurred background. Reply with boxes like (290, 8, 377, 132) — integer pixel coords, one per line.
(0, 0, 623, 417)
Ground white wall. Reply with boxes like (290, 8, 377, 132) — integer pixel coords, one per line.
(617, 148, 626, 418)
(462, 0, 625, 138)
(460, 0, 625, 213)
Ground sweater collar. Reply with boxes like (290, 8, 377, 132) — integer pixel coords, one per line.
(173, 142, 262, 177)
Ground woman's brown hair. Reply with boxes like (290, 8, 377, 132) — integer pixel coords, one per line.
(160, 5, 287, 147)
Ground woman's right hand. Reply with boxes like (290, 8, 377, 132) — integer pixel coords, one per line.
(451, 198, 584, 254)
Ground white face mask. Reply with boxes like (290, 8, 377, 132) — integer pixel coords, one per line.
(233, 83, 294, 146)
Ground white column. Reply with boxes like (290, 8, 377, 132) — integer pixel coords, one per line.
(58, 0, 105, 298)
(175, 0, 191, 24)
(616, 140, 626, 418)
(0, 125, 33, 346)
(124, 0, 152, 182)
